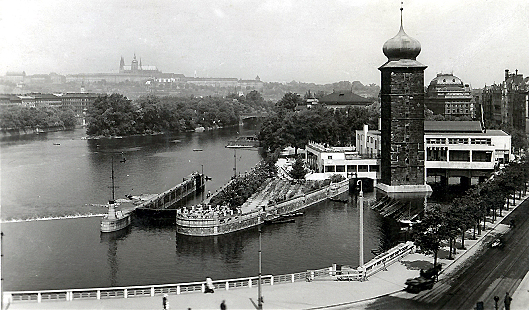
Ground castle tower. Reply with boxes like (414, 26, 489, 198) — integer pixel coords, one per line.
(377, 6, 431, 193)
(119, 56, 125, 72)
(131, 53, 139, 73)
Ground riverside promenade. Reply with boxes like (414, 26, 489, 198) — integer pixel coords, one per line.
(6, 195, 529, 310)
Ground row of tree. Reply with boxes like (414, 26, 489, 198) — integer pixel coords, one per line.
(258, 92, 380, 154)
(86, 91, 273, 137)
(0, 106, 77, 131)
(209, 157, 278, 210)
(414, 159, 529, 267)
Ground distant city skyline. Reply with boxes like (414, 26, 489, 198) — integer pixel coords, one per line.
(1, 0, 527, 87)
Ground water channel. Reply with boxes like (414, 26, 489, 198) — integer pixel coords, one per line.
(1, 124, 382, 291)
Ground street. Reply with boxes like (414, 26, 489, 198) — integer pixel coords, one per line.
(362, 197, 529, 310)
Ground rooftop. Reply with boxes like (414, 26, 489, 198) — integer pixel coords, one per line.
(424, 121, 483, 133)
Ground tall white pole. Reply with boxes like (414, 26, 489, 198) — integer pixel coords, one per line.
(358, 180, 364, 267)
(258, 212, 262, 309)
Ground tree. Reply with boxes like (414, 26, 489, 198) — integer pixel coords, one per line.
(86, 94, 136, 136)
(413, 205, 447, 268)
(275, 92, 302, 112)
(289, 155, 307, 180)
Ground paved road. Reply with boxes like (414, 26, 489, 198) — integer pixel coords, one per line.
(360, 198, 529, 310)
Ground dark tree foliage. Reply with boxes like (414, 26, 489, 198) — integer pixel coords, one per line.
(259, 96, 379, 154)
(209, 160, 278, 210)
(413, 205, 447, 267)
(86, 94, 136, 136)
(85, 93, 266, 137)
(0, 106, 77, 130)
(289, 155, 307, 180)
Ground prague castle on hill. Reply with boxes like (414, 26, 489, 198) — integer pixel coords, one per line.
(0, 54, 264, 98)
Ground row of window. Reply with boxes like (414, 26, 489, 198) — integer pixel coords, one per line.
(426, 138, 492, 145)
(426, 148, 492, 162)
(324, 165, 379, 173)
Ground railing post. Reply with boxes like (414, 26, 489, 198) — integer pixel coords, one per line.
(151, 287, 155, 297)
(97, 290, 101, 300)
(270, 276, 274, 286)
(201, 283, 205, 293)
(124, 289, 128, 298)
(177, 285, 180, 295)
(249, 279, 252, 288)
(291, 274, 295, 283)
(37, 293, 42, 303)
(226, 281, 229, 290)
(67, 291, 72, 301)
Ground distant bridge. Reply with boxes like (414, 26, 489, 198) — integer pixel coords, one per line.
(239, 112, 269, 120)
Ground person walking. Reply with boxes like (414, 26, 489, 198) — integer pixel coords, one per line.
(162, 294, 169, 310)
(220, 300, 227, 310)
(504, 292, 512, 310)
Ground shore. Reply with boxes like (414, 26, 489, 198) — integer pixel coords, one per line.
(6, 192, 529, 310)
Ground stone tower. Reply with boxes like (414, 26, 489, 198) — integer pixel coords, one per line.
(377, 6, 431, 193)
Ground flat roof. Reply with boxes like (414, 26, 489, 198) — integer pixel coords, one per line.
(424, 121, 483, 133)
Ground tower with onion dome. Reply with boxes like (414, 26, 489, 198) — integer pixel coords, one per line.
(377, 5, 431, 193)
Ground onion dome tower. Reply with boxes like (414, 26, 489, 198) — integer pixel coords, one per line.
(377, 5, 431, 193)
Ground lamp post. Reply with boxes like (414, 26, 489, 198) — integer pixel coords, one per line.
(1, 231, 4, 310)
(357, 179, 364, 267)
(233, 149, 237, 178)
(258, 211, 263, 309)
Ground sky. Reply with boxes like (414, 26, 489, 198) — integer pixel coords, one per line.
(1, 0, 528, 87)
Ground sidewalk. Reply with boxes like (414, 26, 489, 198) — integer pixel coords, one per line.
(7, 194, 529, 310)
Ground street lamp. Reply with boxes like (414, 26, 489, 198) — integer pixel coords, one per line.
(357, 179, 364, 267)
(258, 211, 263, 310)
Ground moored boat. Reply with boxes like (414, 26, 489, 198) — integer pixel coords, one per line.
(101, 201, 132, 232)
(101, 154, 132, 233)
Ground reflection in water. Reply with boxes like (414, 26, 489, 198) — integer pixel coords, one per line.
(175, 228, 251, 264)
(100, 227, 131, 287)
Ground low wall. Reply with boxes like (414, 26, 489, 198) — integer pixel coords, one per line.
(3, 241, 414, 305)
(176, 179, 350, 236)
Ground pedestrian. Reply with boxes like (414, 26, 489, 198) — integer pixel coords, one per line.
(504, 292, 512, 310)
(220, 300, 227, 310)
(162, 294, 169, 310)
(205, 277, 215, 293)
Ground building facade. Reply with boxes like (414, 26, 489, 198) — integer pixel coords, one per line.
(425, 73, 474, 118)
(478, 69, 529, 132)
(378, 8, 429, 193)
(357, 121, 511, 184)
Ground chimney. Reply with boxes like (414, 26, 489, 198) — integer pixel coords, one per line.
(505, 69, 510, 81)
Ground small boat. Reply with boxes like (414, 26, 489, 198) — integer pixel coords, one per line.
(53, 143, 61, 146)
(193, 149, 203, 152)
(101, 154, 132, 233)
(283, 212, 303, 217)
(265, 217, 296, 225)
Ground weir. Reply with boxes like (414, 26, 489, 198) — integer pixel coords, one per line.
(133, 172, 205, 217)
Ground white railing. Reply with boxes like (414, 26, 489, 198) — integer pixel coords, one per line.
(4, 242, 414, 304)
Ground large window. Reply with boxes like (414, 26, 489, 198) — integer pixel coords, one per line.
(427, 147, 447, 161)
(325, 165, 335, 172)
(336, 165, 345, 172)
(472, 151, 492, 162)
(449, 150, 470, 162)
(358, 165, 368, 172)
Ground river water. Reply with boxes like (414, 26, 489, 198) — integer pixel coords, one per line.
(1, 125, 381, 291)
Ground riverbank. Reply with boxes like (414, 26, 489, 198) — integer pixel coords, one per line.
(6, 189, 528, 309)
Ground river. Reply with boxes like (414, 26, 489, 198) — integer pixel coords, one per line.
(1, 124, 382, 291)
